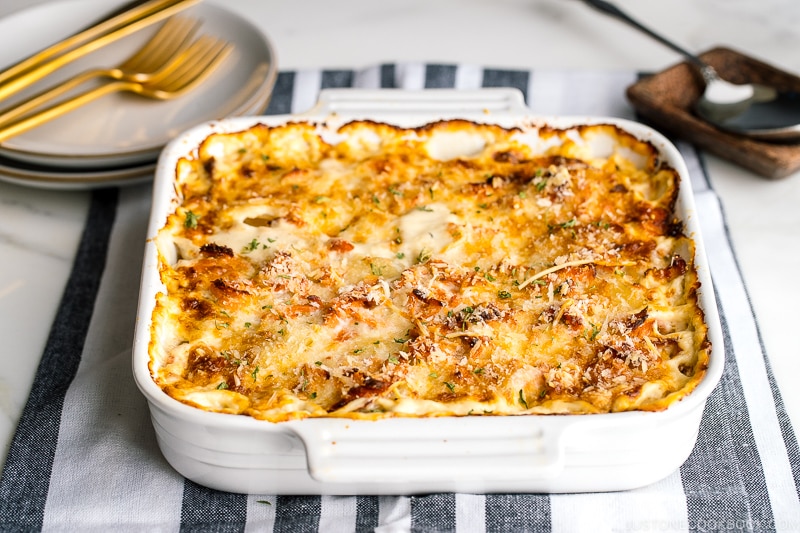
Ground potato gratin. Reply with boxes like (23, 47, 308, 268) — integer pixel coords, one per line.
(149, 119, 711, 421)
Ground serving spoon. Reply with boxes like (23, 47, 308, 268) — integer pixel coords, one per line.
(579, 0, 800, 143)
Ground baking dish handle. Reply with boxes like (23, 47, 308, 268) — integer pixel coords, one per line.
(306, 88, 529, 116)
(288, 417, 567, 484)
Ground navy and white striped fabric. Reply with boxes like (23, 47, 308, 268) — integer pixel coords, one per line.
(1, 64, 798, 532)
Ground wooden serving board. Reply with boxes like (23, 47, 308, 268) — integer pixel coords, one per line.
(626, 47, 800, 179)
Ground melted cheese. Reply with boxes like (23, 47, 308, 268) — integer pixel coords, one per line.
(149, 119, 711, 421)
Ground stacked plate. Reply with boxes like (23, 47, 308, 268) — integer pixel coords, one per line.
(0, 0, 278, 189)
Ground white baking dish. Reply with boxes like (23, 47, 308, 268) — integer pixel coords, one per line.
(132, 88, 724, 495)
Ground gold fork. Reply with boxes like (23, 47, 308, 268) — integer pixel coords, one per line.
(0, 36, 233, 143)
(0, 0, 200, 101)
(0, 16, 201, 127)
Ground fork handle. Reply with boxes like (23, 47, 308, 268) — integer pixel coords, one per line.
(0, 80, 134, 144)
(0, 69, 108, 127)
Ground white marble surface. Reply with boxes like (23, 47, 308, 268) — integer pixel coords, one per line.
(1, 0, 799, 471)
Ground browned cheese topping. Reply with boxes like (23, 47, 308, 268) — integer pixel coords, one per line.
(149, 119, 711, 421)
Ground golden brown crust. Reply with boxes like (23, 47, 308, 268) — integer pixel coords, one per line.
(149, 119, 711, 421)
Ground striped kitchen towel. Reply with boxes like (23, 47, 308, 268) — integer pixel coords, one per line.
(1, 64, 798, 533)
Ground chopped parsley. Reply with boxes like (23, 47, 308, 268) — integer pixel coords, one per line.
(417, 248, 432, 264)
(183, 210, 199, 229)
(244, 238, 261, 252)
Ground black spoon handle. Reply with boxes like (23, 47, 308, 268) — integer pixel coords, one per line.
(578, 0, 706, 69)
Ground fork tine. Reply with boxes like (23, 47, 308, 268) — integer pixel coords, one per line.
(119, 16, 201, 74)
(162, 38, 224, 82)
(143, 36, 227, 86)
(154, 39, 233, 96)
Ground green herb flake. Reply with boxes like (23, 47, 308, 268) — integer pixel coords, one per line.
(519, 389, 528, 408)
(560, 218, 577, 229)
(244, 238, 261, 252)
(417, 248, 432, 264)
(445, 382, 456, 392)
(216, 382, 228, 390)
(183, 211, 199, 229)
(498, 290, 513, 299)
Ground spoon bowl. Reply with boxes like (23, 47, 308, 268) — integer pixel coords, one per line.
(580, 0, 800, 143)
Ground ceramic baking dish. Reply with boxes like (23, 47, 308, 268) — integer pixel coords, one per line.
(132, 88, 724, 495)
